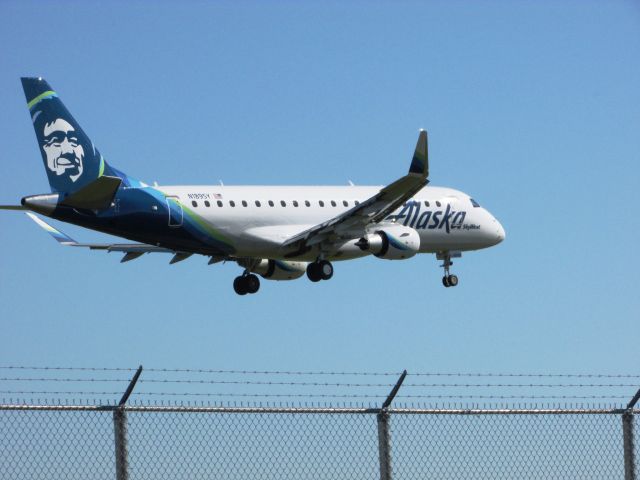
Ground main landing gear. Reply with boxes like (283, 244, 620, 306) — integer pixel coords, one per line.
(306, 260, 334, 282)
(439, 252, 459, 288)
(233, 273, 260, 295)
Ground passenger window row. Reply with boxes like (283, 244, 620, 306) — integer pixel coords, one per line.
(189, 199, 448, 209)
(190, 199, 362, 208)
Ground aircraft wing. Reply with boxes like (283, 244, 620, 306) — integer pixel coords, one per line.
(0, 205, 26, 210)
(281, 130, 429, 257)
(25, 212, 185, 263)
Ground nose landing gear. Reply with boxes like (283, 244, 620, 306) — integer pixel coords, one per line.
(442, 273, 458, 288)
(306, 259, 334, 282)
(437, 251, 460, 288)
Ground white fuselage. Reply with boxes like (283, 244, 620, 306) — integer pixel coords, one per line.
(158, 184, 505, 261)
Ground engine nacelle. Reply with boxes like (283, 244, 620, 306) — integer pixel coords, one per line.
(355, 225, 420, 260)
(240, 259, 307, 281)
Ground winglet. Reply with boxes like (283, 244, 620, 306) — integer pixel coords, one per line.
(60, 176, 122, 210)
(25, 212, 77, 245)
(409, 130, 429, 179)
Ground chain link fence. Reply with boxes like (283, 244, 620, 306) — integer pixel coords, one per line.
(0, 404, 638, 480)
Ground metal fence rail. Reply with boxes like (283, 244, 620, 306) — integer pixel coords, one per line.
(0, 403, 638, 480)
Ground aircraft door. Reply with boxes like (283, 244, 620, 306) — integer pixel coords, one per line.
(166, 196, 183, 227)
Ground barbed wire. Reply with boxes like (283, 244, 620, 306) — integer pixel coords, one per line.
(0, 377, 133, 383)
(411, 373, 640, 378)
(1, 366, 639, 379)
(1, 377, 638, 388)
(0, 366, 137, 372)
(0, 390, 632, 400)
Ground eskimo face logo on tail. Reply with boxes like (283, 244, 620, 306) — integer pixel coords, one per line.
(41, 118, 84, 182)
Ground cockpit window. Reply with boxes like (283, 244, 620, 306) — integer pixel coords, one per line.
(470, 198, 481, 208)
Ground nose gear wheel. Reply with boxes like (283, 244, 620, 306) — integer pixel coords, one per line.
(439, 252, 459, 288)
(442, 274, 459, 288)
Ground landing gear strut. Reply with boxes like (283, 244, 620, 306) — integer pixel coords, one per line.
(306, 259, 334, 282)
(233, 273, 260, 295)
(439, 252, 459, 288)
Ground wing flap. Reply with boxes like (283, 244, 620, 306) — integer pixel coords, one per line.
(86, 244, 173, 253)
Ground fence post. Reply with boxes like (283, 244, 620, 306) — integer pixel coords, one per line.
(113, 366, 143, 480)
(377, 410, 392, 480)
(623, 412, 635, 480)
(623, 388, 640, 480)
(114, 408, 129, 480)
(377, 370, 407, 480)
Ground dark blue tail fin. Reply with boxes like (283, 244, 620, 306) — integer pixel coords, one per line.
(21, 77, 140, 194)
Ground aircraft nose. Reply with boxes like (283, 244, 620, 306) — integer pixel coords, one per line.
(495, 220, 506, 243)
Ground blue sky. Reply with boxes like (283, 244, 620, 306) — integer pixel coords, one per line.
(0, 1, 639, 405)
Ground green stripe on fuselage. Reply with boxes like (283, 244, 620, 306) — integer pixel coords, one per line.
(153, 188, 235, 251)
(181, 205, 235, 250)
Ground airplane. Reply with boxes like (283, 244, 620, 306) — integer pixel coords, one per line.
(1, 77, 505, 295)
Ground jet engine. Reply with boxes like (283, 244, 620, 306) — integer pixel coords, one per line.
(355, 225, 420, 260)
(239, 259, 308, 280)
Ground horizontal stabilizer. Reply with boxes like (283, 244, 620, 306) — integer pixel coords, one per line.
(60, 176, 122, 210)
